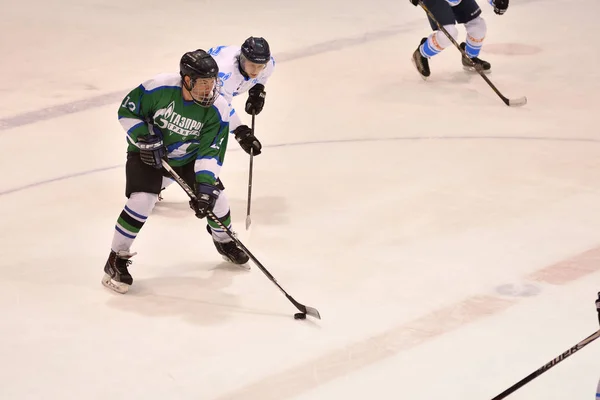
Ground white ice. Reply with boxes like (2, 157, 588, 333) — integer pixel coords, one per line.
(1, 0, 599, 399)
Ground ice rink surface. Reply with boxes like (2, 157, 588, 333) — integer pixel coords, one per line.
(1, 0, 599, 398)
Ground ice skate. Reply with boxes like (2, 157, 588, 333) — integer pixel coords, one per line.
(214, 240, 250, 269)
(460, 42, 491, 73)
(102, 250, 136, 294)
(411, 37, 431, 80)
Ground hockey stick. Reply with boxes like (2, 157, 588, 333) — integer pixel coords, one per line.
(160, 159, 322, 320)
(490, 292, 600, 400)
(245, 111, 255, 230)
(418, 1, 527, 107)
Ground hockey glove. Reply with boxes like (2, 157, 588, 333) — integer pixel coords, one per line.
(490, 0, 508, 15)
(138, 135, 166, 169)
(245, 84, 266, 115)
(233, 125, 262, 156)
(409, 0, 419, 5)
(190, 183, 220, 219)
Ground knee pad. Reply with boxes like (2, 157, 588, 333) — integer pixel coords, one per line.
(212, 190, 230, 218)
(465, 16, 487, 41)
(464, 16, 487, 57)
(434, 24, 459, 48)
(422, 24, 459, 57)
(128, 191, 159, 217)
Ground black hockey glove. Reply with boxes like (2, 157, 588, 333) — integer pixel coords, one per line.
(409, 0, 419, 6)
(137, 135, 166, 169)
(189, 183, 220, 219)
(491, 0, 508, 15)
(245, 84, 266, 115)
(233, 125, 262, 156)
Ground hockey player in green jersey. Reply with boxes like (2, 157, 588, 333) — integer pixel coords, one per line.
(102, 49, 249, 295)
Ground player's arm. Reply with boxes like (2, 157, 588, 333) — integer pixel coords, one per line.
(189, 105, 229, 219)
(194, 106, 229, 186)
(245, 58, 275, 116)
(117, 80, 165, 168)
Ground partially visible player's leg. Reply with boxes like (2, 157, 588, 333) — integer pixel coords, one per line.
(206, 187, 250, 267)
(412, 0, 459, 78)
(102, 152, 162, 294)
(176, 163, 250, 267)
(453, 0, 492, 71)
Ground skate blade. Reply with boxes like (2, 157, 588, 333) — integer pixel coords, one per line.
(221, 256, 251, 271)
(102, 274, 130, 294)
(463, 65, 491, 74)
(411, 57, 429, 81)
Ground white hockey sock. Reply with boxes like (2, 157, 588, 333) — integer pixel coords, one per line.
(420, 25, 459, 58)
(464, 16, 487, 58)
(111, 192, 158, 252)
(207, 190, 233, 243)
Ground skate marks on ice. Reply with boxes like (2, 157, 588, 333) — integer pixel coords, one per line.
(214, 245, 600, 400)
(103, 264, 290, 326)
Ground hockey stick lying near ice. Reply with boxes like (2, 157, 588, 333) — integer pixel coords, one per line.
(161, 159, 322, 320)
(245, 111, 255, 231)
(418, 1, 527, 107)
(490, 292, 600, 399)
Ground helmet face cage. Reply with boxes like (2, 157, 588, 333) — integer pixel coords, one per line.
(185, 74, 219, 107)
(180, 50, 219, 107)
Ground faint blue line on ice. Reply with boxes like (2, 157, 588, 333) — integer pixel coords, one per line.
(0, 21, 421, 132)
(1, 135, 599, 197)
(0, 165, 121, 196)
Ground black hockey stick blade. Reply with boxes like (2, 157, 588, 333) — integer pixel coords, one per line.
(286, 294, 321, 319)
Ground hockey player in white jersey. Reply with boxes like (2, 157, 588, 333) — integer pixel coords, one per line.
(208, 36, 275, 156)
(410, 0, 509, 79)
(159, 38, 274, 257)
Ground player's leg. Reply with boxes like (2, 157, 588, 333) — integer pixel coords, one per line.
(412, 0, 460, 79)
(177, 163, 250, 267)
(453, 0, 491, 71)
(206, 187, 250, 266)
(102, 152, 163, 293)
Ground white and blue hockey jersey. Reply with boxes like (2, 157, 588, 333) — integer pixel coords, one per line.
(207, 45, 275, 133)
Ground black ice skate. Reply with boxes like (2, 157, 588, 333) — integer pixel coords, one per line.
(102, 250, 136, 294)
(460, 42, 491, 73)
(412, 37, 431, 80)
(214, 240, 250, 268)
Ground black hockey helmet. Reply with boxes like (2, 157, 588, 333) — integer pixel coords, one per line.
(180, 49, 219, 80)
(241, 37, 271, 64)
(179, 49, 219, 107)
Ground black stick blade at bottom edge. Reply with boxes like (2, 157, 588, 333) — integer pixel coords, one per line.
(288, 295, 321, 320)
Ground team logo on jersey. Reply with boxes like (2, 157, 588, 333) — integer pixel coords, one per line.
(217, 71, 232, 90)
(208, 46, 226, 56)
(153, 101, 203, 137)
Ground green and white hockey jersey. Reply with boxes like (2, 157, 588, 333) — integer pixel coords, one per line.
(118, 73, 230, 186)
